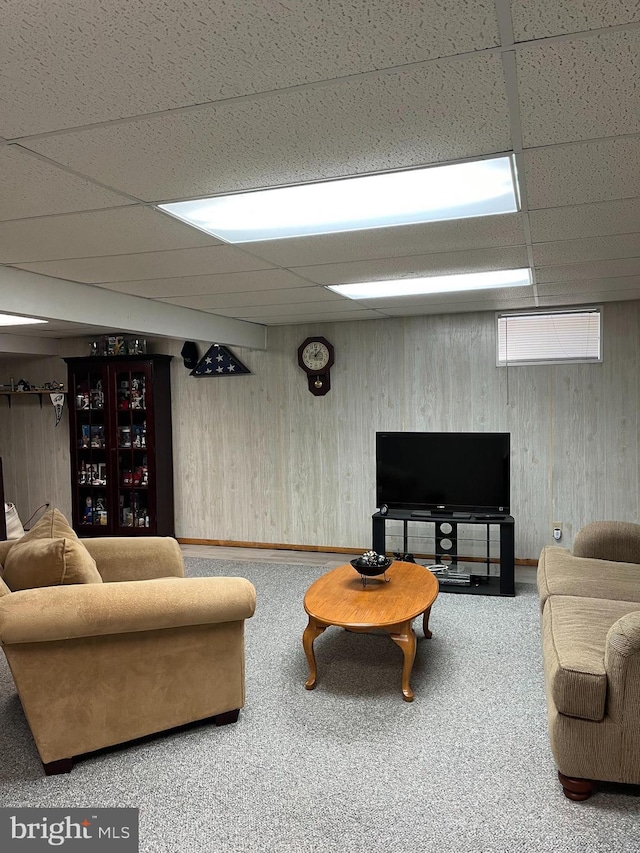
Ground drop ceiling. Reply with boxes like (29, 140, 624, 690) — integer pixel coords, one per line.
(0, 0, 638, 346)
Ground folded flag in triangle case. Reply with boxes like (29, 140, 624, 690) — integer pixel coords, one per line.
(190, 344, 251, 377)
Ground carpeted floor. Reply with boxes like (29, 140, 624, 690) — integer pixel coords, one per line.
(1, 558, 639, 852)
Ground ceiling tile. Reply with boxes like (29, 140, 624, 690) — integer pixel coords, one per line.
(538, 290, 640, 307)
(247, 214, 526, 268)
(0, 206, 220, 264)
(160, 286, 337, 310)
(511, 1, 640, 42)
(0, 146, 132, 221)
(0, 1, 499, 137)
(13, 245, 274, 283)
(24, 54, 511, 201)
(532, 233, 640, 267)
(380, 295, 537, 316)
(92, 270, 312, 298)
(518, 31, 640, 147)
(529, 199, 640, 243)
(224, 306, 387, 324)
(290, 247, 530, 286)
(524, 137, 640, 209)
(361, 285, 536, 309)
(211, 299, 365, 318)
(536, 276, 640, 297)
(536, 258, 640, 284)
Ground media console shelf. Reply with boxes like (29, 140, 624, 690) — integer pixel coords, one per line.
(372, 510, 515, 597)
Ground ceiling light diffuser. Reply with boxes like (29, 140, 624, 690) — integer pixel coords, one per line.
(158, 156, 519, 243)
(0, 313, 47, 326)
(327, 269, 532, 299)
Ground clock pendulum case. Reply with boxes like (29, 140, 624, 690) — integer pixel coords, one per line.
(297, 336, 335, 396)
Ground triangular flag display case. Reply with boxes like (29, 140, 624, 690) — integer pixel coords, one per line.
(190, 345, 251, 377)
(65, 355, 174, 537)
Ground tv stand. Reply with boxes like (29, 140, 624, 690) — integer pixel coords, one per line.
(411, 510, 472, 519)
(372, 510, 515, 596)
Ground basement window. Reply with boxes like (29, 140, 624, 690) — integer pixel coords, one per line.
(496, 307, 602, 366)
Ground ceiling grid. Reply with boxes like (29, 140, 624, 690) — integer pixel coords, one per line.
(0, 0, 637, 343)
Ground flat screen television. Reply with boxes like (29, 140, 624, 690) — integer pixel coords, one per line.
(376, 431, 510, 515)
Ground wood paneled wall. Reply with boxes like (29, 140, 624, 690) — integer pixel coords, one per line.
(0, 356, 72, 521)
(1, 303, 637, 558)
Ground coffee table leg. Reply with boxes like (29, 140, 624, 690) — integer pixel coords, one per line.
(423, 606, 433, 639)
(303, 616, 326, 690)
(390, 620, 417, 702)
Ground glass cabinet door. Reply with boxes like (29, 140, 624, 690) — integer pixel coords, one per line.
(114, 367, 151, 530)
(71, 369, 108, 530)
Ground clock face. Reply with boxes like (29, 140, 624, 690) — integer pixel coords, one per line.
(301, 341, 330, 372)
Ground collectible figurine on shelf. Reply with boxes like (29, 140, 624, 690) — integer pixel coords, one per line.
(80, 425, 91, 448)
(91, 380, 104, 409)
(130, 377, 144, 409)
(83, 497, 93, 524)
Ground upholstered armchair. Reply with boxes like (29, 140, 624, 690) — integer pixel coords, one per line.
(0, 509, 256, 775)
(538, 520, 640, 799)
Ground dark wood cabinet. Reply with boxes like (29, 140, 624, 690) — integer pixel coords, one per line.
(65, 355, 174, 536)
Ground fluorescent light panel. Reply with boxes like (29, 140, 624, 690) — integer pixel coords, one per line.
(0, 313, 47, 326)
(158, 156, 519, 243)
(327, 269, 532, 300)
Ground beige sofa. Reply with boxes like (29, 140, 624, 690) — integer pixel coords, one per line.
(537, 521, 640, 800)
(0, 509, 256, 775)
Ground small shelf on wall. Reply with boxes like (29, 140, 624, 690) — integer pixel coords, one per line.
(0, 389, 67, 409)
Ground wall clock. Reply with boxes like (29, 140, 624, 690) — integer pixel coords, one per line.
(297, 336, 335, 396)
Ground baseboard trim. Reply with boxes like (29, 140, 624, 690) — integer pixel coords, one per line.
(178, 538, 358, 555)
(176, 538, 538, 566)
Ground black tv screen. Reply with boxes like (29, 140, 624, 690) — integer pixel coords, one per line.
(376, 431, 510, 514)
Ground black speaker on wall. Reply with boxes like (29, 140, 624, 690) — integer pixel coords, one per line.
(180, 341, 199, 369)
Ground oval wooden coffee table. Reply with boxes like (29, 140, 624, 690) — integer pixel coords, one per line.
(303, 560, 439, 702)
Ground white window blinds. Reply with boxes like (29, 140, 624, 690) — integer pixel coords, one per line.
(497, 308, 602, 366)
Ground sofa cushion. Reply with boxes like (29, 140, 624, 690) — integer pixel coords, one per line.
(0, 576, 11, 596)
(21, 507, 78, 542)
(538, 546, 640, 607)
(2, 538, 103, 591)
(542, 595, 640, 721)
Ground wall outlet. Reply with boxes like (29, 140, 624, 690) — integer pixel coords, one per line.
(553, 523, 562, 541)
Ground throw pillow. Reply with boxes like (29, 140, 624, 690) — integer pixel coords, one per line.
(3, 537, 103, 591)
(21, 507, 78, 542)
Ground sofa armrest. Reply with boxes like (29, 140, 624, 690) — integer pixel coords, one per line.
(0, 576, 256, 644)
(573, 521, 640, 564)
(0, 539, 15, 567)
(605, 610, 640, 723)
(81, 537, 185, 581)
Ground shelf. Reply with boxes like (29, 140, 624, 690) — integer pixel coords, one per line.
(437, 575, 504, 596)
(1, 389, 67, 409)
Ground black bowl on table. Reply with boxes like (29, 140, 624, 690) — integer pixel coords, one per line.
(350, 557, 393, 576)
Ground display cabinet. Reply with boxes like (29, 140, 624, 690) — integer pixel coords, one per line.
(65, 355, 174, 536)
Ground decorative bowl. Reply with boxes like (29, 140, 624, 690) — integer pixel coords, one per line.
(350, 556, 393, 576)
